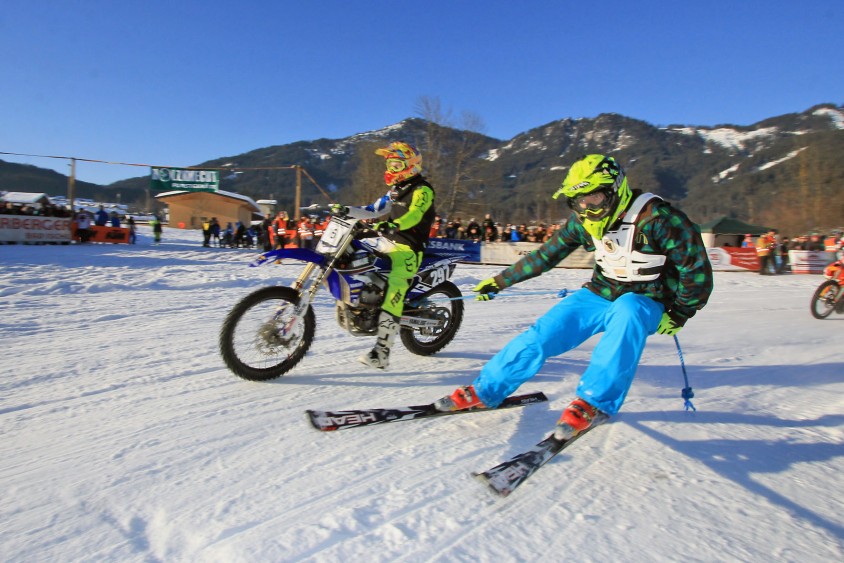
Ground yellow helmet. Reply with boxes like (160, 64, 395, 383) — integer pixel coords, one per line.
(553, 154, 632, 238)
(375, 141, 422, 186)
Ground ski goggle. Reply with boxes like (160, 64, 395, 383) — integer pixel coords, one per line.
(385, 158, 407, 173)
(569, 188, 610, 212)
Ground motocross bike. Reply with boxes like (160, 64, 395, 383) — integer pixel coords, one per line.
(810, 259, 844, 319)
(220, 208, 466, 381)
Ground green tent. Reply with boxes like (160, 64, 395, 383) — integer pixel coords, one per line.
(699, 217, 771, 236)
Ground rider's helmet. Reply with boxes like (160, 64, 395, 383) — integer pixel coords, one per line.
(375, 142, 422, 187)
(553, 154, 632, 239)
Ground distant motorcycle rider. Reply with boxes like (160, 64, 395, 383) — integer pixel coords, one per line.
(331, 142, 436, 369)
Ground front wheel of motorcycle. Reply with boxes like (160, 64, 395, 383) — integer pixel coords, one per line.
(400, 280, 464, 356)
(810, 280, 840, 319)
(220, 286, 315, 380)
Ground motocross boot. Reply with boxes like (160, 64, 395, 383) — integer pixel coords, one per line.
(359, 311, 399, 369)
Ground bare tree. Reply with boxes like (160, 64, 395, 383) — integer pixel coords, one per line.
(348, 141, 386, 204)
(413, 96, 451, 185)
(414, 96, 490, 219)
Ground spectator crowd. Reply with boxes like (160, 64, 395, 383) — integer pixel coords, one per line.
(5, 196, 839, 261)
(2, 201, 72, 217)
(232, 211, 565, 253)
(428, 213, 561, 243)
(746, 230, 844, 275)
(237, 212, 844, 267)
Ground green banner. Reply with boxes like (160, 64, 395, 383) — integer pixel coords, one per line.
(150, 167, 220, 192)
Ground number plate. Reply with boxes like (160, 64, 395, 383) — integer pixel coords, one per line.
(316, 217, 354, 253)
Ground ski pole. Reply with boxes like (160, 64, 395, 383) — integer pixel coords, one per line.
(419, 288, 580, 303)
(674, 335, 696, 411)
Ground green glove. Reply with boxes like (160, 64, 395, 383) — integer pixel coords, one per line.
(329, 203, 349, 215)
(656, 311, 685, 336)
(473, 278, 500, 301)
(375, 221, 398, 235)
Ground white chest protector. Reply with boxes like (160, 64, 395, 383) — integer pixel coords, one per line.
(592, 193, 667, 282)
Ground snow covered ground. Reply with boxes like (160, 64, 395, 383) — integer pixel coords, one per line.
(1, 226, 842, 562)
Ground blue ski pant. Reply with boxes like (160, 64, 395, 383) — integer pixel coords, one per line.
(472, 289, 665, 415)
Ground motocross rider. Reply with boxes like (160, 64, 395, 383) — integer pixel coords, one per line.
(331, 142, 436, 369)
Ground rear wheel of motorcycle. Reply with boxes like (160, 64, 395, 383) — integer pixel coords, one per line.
(400, 280, 464, 356)
(220, 286, 315, 380)
(810, 280, 839, 319)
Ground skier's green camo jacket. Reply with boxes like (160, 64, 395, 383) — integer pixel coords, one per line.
(492, 191, 714, 324)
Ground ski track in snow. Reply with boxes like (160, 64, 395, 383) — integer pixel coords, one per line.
(0, 226, 842, 562)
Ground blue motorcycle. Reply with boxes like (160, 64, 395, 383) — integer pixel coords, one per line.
(220, 208, 466, 381)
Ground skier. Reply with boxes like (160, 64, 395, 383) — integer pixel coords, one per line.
(435, 154, 713, 440)
(331, 142, 436, 369)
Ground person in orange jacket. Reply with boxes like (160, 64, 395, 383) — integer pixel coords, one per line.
(298, 216, 315, 250)
(270, 211, 289, 250)
(756, 231, 774, 275)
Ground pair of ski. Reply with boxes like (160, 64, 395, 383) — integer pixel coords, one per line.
(306, 391, 607, 497)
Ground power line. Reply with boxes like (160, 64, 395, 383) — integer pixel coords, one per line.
(0, 150, 298, 171)
(0, 150, 333, 209)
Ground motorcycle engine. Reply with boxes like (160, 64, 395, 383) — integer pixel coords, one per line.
(359, 282, 385, 306)
(335, 273, 386, 335)
(336, 302, 379, 334)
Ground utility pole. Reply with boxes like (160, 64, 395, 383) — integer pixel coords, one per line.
(294, 165, 302, 220)
(67, 158, 76, 209)
(67, 159, 77, 240)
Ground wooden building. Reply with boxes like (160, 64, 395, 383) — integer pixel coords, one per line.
(155, 190, 262, 229)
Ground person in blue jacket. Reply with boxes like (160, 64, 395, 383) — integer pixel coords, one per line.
(94, 205, 109, 227)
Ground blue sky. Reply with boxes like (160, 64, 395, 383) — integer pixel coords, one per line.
(2, 0, 842, 186)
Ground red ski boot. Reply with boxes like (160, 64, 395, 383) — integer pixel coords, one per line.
(554, 397, 602, 440)
(434, 385, 485, 412)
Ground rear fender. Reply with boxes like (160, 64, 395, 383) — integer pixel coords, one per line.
(408, 261, 460, 301)
(414, 257, 459, 288)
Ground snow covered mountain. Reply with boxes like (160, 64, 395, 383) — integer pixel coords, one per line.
(132, 102, 844, 233)
(4, 103, 843, 233)
(475, 104, 844, 232)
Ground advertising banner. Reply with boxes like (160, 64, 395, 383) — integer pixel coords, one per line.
(150, 167, 220, 192)
(706, 247, 759, 271)
(70, 225, 130, 243)
(480, 242, 594, 269)
(88, 226, 130, 243)
(0, 215, 73, 243)
(788, 250, 837, 274)
(426, 238, 481, 262)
